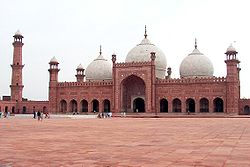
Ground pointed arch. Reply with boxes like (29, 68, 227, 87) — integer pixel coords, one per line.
(59, 100, 67, 113)
(12, 106, 15, 113)
(133, 97, 145, 112)
(244, 105, 250, 115)
(200, 98, 209, 112)
(43, 106, 47, 113)
(22, 106, 27, 114)
(70, 99, 78, 113)
(92, 99, 99, 112)
(103, 99, 111, 112)
(186, 98, 195, 113)
(81, 100, 88, 112)
(173, 98, 181, 112)
(213, 98, 224, 112)
(160, 98, 168, 112)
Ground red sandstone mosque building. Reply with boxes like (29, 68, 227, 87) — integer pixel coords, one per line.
(1, 28, 250, 115)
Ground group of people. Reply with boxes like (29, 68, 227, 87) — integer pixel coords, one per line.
(97, 112, 112, 118)
(0, 111, 10, 118)
(33, 111, 50, 121)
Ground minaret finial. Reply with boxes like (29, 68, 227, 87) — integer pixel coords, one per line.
(195, 38, 197, 49)
(99, 45, 102, 55)
(144, 25, 147, 38)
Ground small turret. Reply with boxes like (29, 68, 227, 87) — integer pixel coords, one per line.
(167, 67, 172, 79)
(112, 53, 116, 64)
(75, 64, 85, 82)
(225, 44, 238, 60)
(48, 56, 60, 82)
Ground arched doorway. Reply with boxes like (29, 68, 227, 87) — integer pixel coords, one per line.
(59, 100, 67, 113)
(12, 106, 15, 113)
(43, 106, 47, 113)
(133, 97, 145, 112)
(81, 100, 88, 112)
(186, 98, 195, 113)
(103, 99, 111, 112)
(121, 75, 146, 113)
(244, 105, 250, 115)
(172, 98, 181, 112)
(22, 106, 27, 114)
(92, 99, 99, 112)
(5, 106, 8, 113)
(200, 98, 209, 112)
(70, 100, 77, 113)
(214, 98, 223, 112)
(160, 99, 168, 112)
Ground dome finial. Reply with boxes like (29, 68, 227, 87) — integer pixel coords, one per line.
(195, 38, 197, 49)
(99, 45, 102, 55)
(144, 25, 147, 38)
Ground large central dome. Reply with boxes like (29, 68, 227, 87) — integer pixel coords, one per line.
(125, 27, 167, 79)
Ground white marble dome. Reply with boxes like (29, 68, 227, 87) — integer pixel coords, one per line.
(179, 45, 214, 78)
(125, 29, 167, 79)
(85, 49, 112, 81)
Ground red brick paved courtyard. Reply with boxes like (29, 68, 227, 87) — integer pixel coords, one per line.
(1, 116, 250, 167)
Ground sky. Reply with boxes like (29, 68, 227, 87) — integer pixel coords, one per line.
(0, 0, 250, 100)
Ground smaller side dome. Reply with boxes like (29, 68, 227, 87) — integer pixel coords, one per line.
(49, 56, 58, 64)
(85, 46, 112, 81)
(179, 39, 214, 78)
(77, 64, 84, 70)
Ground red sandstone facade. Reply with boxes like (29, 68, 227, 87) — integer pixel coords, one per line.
(0, 31, 250, 115)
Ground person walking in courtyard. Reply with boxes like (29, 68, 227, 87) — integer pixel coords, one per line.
(33, 111, 36, 119)
(37, 111, 41, 121)
(45, 112, 50, 119)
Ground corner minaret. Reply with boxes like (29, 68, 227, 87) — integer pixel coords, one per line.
(10, 30, 24, 102)
(225, 44, 240, 114)
(48, 57, 60, 113)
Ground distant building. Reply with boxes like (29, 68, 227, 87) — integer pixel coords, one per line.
(1, 27, 250, 115)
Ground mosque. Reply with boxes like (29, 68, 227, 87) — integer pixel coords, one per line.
(1, 27, 250, 115)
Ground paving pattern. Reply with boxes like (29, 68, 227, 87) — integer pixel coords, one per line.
(0, 116, 250, 166)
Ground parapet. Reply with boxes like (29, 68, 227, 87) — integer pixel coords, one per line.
(57, 81, 113, 87)
(156, 76, 226, 84)
(114, 61, 152, 68)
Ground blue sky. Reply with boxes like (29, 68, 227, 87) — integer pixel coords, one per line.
(0, 0, 250, 100)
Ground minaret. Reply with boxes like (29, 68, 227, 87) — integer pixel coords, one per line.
(10, 30, 24, 102)
(48, 57, 60, 113)
(75, 64, 85, 82)
(225, 44, 240, 114)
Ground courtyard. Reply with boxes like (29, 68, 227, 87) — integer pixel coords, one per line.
(0, 116, 250, 166)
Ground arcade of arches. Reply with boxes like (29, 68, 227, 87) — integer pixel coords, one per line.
(59, 97, 224, 113)
(159, 97, 224, 113)
(59, 99, 111, 113)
